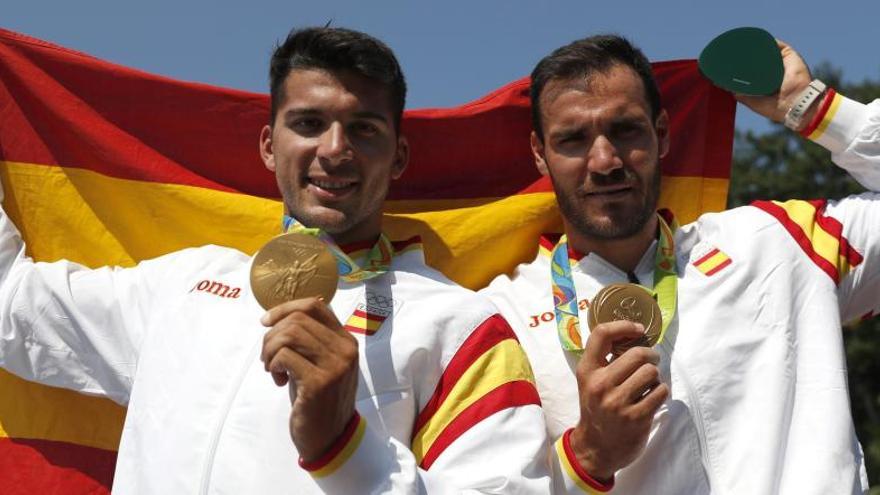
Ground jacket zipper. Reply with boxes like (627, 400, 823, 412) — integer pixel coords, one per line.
(198, 339, 262, 495)
(669, 350, 717, 492)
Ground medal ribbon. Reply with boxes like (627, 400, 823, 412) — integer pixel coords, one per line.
(282, 215, 393, 282)
(550, 213, 679, 353)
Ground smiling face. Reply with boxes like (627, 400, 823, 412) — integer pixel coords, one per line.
(531, 64, 669, 241)
(260, 68, 408, 244)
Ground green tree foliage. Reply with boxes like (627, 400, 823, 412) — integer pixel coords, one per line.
(729, 65, 880, 489)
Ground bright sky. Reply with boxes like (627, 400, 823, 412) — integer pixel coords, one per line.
(5, 0, 879, 133)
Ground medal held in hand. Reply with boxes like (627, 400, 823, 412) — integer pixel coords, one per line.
(250, 233, 339, 310)
(588, 283, 662, 356)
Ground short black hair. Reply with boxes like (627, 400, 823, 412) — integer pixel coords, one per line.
(269, 27, 407, 131)
(530, 34, 661, 141)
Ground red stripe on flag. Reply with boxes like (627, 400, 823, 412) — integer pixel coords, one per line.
(693, 248, 721, 267)
(703, 257, 732, 276)
(539, 235, 560, 252)
(418, 380, 540, 470)
(0, 437, 116, 494)
(412, 315, 517, 435)
(344, 325, 378, 335)
(391, 236, 422, 252)
(0, 29, 734, 201)
(352, 309, 387, 322)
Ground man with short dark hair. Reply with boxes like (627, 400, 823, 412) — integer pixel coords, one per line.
(0, 27, 551, 493)
(483, 34, 880, 493)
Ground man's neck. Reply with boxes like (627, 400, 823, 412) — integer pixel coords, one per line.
(287, 213, 382, 247)
(564, 215, 658, 273)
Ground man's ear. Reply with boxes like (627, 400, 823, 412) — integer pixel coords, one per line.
(259, 125, 275, 172)
(530, 131, 549, 176)
(391, 135, 410, 180)
(655, 110, 670, 159)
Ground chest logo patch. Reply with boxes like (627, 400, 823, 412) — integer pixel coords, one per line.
(190, 279, 242, 299)
(343, 293, 401, 336)
(692, 247, 732, 277)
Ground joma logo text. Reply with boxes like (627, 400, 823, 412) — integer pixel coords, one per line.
(190, 279, 241, 299)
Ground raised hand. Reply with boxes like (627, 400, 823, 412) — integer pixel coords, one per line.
(568, 320, 669, 481)
(260, 297, 359, 461)
(735, 39, 815, 126)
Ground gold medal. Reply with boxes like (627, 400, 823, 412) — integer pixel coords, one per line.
(588, 283, 662, 355)
(249, 233, 339, 310)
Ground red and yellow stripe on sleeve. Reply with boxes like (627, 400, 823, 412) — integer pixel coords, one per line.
(554, 429, 613, 494)
(299, 412, 367, 478)
(410, 314, 541, 469)
(802, 89, 843, 141)
(752, 199, 864, 284)
(0, 28, 735, 492)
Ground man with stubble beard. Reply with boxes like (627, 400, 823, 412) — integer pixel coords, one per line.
(483, 34, 880, 493)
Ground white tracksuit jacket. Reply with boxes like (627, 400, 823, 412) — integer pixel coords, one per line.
(0, 218, 551, 493)
(483, 95, 880, 494)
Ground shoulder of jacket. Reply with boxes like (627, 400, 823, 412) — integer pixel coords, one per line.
(136, 244, 250, 279)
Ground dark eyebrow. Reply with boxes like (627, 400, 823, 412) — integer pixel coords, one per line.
(609, 114, 646, 127)
(548, 127, 583, 141)
(351, 111, 390, 125)
(282, 108, 389, 125)
(549, 113, 648, 140)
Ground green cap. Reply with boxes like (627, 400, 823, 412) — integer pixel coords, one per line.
(698, 27, 783, 96)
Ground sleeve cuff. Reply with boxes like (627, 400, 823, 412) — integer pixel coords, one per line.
(804, 92, 871, 153)
(298, 412, 366, 476)
(299, 412, 394, 493)
(553, 428, 614, 494)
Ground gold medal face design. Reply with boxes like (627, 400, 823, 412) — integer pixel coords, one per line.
(588, 283, 662, 355)
(250, 233, 339, 310)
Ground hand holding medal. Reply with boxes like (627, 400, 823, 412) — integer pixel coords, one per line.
(254, 218, 394, 462)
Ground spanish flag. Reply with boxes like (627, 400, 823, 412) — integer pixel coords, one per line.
(0, 28, 734, 492)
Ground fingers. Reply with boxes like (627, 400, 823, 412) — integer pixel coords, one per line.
(261, 315, 327, 367)
(582, 320, 646, 372)
(628, 382, 670, 419)
(616, 361, 662, 403)
(267, 347, 315, 387)
(603, 346, 660, 386)
(261, 297, 342, 332)
(260, 297, 356, 388)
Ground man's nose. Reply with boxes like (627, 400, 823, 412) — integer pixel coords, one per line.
(316, 122, 352, 166)
(586, 135, 623, 175)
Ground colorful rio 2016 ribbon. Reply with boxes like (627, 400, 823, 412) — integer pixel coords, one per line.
(549, 213, 679, 353)
(282, 215, 393, 283)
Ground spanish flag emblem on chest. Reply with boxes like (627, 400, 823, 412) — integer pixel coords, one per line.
(692, 247, 732, 276)
(344, 304, 390, 335)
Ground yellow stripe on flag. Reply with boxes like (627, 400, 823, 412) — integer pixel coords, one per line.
(345, 314, 383, 334)
(694, 250, 730, 275)
(385, 176, 729, 288)
(0, 160, 281, 266)
(0, 369, 124, 451)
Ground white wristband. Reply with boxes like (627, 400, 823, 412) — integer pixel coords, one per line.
(784, 79, 826, 130)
